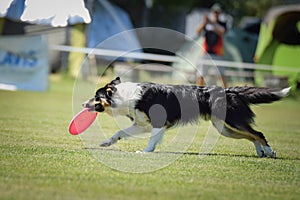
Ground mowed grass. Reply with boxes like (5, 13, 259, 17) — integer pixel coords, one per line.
(0, 75, 300, 200)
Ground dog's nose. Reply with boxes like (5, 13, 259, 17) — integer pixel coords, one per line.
(82, 101, 88, 108)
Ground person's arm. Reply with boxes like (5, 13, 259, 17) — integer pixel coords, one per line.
(212, 23, 225, 36)
(196, 14, 209, 35)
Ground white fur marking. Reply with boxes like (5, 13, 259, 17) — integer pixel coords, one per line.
(143, 128, 165, 152)
(100, 124, 149, 147)
(105, 82, 142, 117)
(272, 87, 291, 98)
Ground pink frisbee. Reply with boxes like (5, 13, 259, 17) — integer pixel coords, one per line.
(68, 108, 98, 135)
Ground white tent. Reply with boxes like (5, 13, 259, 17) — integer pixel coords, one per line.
(0, 0, 91, 27)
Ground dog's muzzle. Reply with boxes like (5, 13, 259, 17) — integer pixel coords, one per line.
(82, 98, 105, 112)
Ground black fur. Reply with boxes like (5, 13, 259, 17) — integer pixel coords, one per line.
(135, 83, 285, 131)
(135, 83, 211, 128)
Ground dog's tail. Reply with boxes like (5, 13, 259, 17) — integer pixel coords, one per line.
(226, 86, 291, 104)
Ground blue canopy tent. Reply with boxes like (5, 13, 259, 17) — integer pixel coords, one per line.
(86, 0, 141, 56)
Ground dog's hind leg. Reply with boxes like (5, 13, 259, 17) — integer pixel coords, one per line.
(225, 122, 276, 158)
(211, 117, 275, 158)
(211, 117, 254, 140)
(245, 126, 276, 158)
(143, 128, 165, 152)
(100, 124, 150, 147)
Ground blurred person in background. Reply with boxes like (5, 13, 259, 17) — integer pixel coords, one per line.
(196, 3, 227, 87)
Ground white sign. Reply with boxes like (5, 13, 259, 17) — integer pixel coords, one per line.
(0, 35, 49, 91)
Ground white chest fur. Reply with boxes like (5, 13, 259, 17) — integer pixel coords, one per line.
(105, 82, 141, 117)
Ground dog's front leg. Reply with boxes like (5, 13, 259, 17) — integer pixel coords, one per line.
(143, 128, 165, 152)
(100, 124, 147, 147)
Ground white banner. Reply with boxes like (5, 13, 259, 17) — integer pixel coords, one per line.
(0, 35, 49, 91)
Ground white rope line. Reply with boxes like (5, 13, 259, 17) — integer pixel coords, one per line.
(50, 45, 179, 62)
(50, 45, 300, 73)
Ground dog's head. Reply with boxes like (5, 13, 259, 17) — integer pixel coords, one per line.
(82, 77, 121, 112)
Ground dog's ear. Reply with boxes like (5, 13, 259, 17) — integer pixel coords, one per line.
(110, 77, 121, 85)
(104, 77, 120, 96)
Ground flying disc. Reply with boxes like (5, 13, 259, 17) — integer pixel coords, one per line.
(68, 108, 98, 135)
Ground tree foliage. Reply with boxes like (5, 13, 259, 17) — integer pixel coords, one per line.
(152, 0, 292, 19)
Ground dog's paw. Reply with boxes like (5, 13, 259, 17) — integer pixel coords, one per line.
(257, 150, 266, 158)
(269, 151, 276, 159)
(100, 138, 115, 147)
(263, 146, 276, 159)
(143, 147, 155, 152)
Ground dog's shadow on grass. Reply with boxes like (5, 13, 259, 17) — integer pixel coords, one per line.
(155, 151, 257, 158)
(155, 151, 300, 161)
(85, 148, 300, 161)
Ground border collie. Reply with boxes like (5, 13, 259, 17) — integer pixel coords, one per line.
(83, 77, 290, 158)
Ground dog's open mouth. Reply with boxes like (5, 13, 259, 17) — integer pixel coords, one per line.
(86, 107, 95, 112)
(82, 104, 96, 112)
(82, 101, 95, 111)
(82, 102, 104, 112)
(82, 97, 110, 113)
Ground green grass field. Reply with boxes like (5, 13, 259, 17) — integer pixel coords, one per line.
(1, 75, 300, 200)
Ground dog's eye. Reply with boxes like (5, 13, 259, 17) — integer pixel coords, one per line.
(107, 90, 113, 97)
(106, 88, 114, 97)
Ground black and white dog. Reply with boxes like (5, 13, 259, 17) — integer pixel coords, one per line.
(83, 77, 290, 158)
